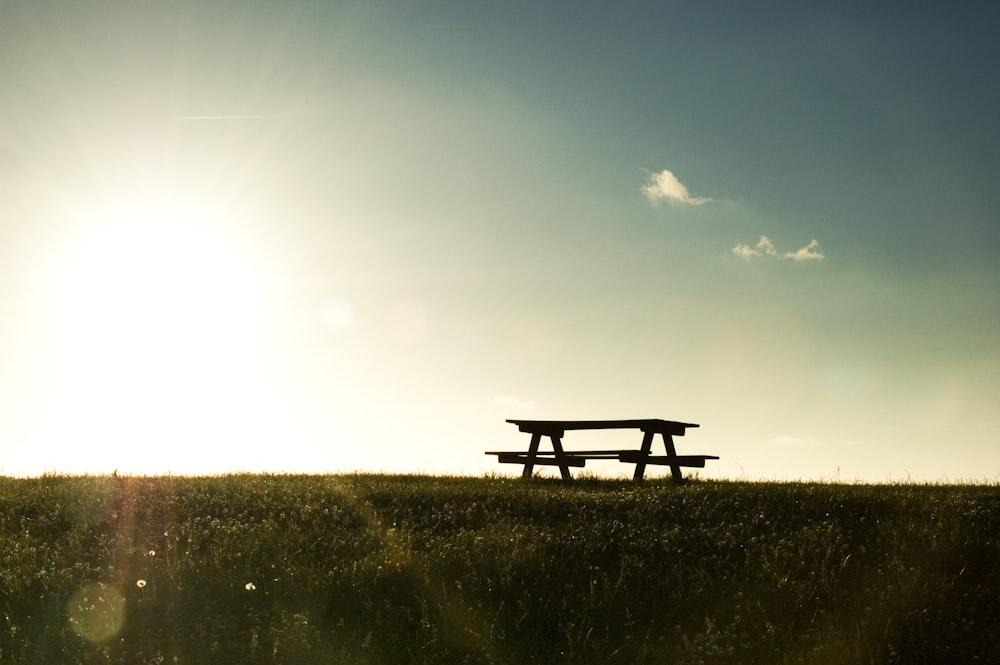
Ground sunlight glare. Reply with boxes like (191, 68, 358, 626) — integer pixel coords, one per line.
(319, 296, 355, 332)
(43, 203, 274, 473)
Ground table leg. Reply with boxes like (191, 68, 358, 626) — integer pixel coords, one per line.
(661, 432, 683, 483)
(549, 432, 572, 482)
(522, 432, 542, 479)
(632, 430, 655, 481)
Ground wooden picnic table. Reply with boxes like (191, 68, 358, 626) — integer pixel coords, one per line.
(486, 418, 717, 482)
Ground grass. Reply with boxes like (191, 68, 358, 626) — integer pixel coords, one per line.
(1, 474, 998, 664)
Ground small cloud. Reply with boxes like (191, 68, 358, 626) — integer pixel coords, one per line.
(733, 236, 824, 262)
(783, 239, 824, 262)
(642, 169, 711, 205)
(732, 235, 777, 259)
(493, 395, 535, 409)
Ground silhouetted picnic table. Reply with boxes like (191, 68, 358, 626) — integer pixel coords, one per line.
(486, 419, 718, 482)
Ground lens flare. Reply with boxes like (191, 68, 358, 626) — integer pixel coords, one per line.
(66, 583, 126, 643)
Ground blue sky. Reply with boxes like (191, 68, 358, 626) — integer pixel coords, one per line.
(1, 1, 998, 480)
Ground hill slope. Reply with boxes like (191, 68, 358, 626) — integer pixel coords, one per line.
(1, 474, 998, 663)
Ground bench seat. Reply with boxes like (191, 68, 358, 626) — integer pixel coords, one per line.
(488, 451, 720, 468)
(493, 453, 587, 467)
(487, 449, 637, 459)
(617, 451, 719, 467)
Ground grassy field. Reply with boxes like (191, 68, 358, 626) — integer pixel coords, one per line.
(1, 474, 998, 664)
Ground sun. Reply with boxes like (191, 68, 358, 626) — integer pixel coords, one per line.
(41, 201, 276, 474)
(55, 213, 257, 354)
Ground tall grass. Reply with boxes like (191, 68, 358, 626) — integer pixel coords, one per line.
(1, 474, 998, 663)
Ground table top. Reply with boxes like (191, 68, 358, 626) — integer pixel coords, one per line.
(506, 418, 699, 432)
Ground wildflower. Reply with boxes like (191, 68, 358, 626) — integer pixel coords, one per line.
(148, 550, 156, 557)
(136, 580, 147, 588)
(245, 582, 256, 591)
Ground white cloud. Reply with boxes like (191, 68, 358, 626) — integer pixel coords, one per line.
(492, 395, 535, 409)
(783, 239, 824, 262)
(732, 235, 778, 259)
(642, 169, 711, 205)
(732, 236, 824, 262)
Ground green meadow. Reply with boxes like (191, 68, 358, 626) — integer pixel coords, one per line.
(1, 474, 998, 664)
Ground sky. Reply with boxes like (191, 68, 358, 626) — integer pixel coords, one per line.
(1, 1, 998, 481)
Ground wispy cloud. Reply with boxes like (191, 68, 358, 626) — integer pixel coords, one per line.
(733, 236, 824, 262)
(642, 169, 711, 205)
(492, 395, 535, 409)
(174, 114, 284, 121)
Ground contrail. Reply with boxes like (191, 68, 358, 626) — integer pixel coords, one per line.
(174, 114, 283, 121)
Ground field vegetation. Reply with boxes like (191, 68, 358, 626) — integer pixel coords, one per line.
(1, 474, 998, 664)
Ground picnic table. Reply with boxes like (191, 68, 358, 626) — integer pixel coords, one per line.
(486, 419, 718, 482)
